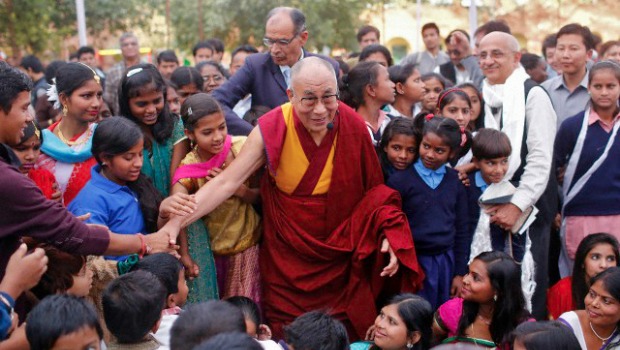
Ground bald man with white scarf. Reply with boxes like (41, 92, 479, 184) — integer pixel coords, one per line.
(478, 32, 558, 320)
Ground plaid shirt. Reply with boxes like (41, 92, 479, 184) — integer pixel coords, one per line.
(103, 61, 127, 115)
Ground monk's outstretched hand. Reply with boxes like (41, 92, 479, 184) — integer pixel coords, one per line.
(380, 238, 399, 277)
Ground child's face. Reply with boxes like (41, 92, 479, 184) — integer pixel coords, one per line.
(166, 86, 181, 115)
(101, 138, 144, 185)
(66, 264, 93, 298)
(419, 132, 453, 170)
(589, 69, 620, 112)
(461, 87, 482, 121)
(474, 156, 509, 184)
(439, 97, 471, 129)
(384, 134, 417, 170)
(398, 70, 425, 103)
(51, 326, 100, 350)
(62, 80, 103, 124)
(176, 84, 200, 107)
(584, 243, 617, 280)
(128, 88, 164, 126)
(187, 113, 228, 158)
(422, 78, 443, 112)
(12, 134, 41, 174)
(461, 259, 495, 303)
(170, 269, 188, 308)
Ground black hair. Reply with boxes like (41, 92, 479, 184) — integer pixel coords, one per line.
(130, 252, 183, 296)
(193, 332, 263, 350)
(170, 300, 246, 350)
(456, 82, 485, 130)
(600, 41, 620, 58)
(170, 66, 204, 92)
(231, 45, 259, 61)
(103, 270, 167, 344)
(335, 58, 350, 76)
(422, 22, 440, 35)
(196, 60, 230, 79)
(338, 61, 383, 109)
(557, 23, 595, 51)
(357, 25, 381, 43)
(474, 20, 512, 37)
(510, 321, 581, 350)
(44, 60, 67, 84)
(373, 294, 433, 350)
(472, 128, 512, 160)
(520, 53, 544, 71)
(76, 46, 96, 59)
(458, 251, 530, 345)
(92, 116, 163, 233)
(378, 117, 418, 180)
(243, 105, 271, 127)
(388, 63, 418, 85)
(193, 41, 215, 57)
(572, 233, 620, 310)
(55, 62, 100, 108)
(413, 114, 462, 156)
(225, 296, 262, 329)
(157, 49, 179, 65)
(0, 61, 32, 114)
(180, 93, 223, 132)
(206, 38, 225, 54)
(359, 44, 394, 67)
(542, 34, 558, 58)
(18, 121, 40, 145)
(445, 29, 470, 46)
(26, 294, 103, 350)
(20, 54, 44, 73)
(266, 7, 306, 34)
(284, 311, 349, 350)
(119, 63, 175, 143)
(421, 72, 448, 88)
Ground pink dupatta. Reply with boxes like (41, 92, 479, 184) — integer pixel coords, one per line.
(172, 135, 232, 185)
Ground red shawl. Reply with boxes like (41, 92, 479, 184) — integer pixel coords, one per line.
(257, 103, 424, 340)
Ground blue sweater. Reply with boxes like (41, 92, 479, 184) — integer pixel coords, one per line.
(554, 111, 620, 216)
(388, 166, 471, 275)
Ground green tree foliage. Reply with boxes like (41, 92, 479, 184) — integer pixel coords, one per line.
(169, 0, 373, 53)
(0, 0, 162, 57)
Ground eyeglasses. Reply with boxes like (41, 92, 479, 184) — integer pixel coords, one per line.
(263, 33, 299, 47)
(479, 50, 508, 60)
(299, 94, 339, 108)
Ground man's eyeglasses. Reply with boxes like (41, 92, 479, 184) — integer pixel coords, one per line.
(299, 94, 339, 108)
(263, 33, 299, 47)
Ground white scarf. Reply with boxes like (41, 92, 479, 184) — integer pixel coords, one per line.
(482, 66, 530, 180)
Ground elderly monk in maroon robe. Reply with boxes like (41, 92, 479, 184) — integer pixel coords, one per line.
(162, 57, 423, 339)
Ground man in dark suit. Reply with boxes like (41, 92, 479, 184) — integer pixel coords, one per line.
(212, 7, 339, 136)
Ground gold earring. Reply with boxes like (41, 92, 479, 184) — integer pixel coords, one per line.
(62, 104, 68, 116)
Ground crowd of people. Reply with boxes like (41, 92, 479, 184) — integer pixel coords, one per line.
(1, 5, 620, 350)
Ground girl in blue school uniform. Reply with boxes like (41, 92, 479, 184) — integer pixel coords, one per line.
(387, 113, 471, 310)
(68, 117, 187, 260)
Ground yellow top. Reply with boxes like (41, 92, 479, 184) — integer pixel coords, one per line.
(178, 136, 260, 255)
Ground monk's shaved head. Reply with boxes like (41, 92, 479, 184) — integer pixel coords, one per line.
(480, 31, 520, 52)
(290, 56, 337, 86)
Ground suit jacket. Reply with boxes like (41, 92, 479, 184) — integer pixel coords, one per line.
(438, 55, 484, 89)
(212, 49, 339, 136)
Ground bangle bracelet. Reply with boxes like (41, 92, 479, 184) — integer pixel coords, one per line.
(137, 233, 147, 258)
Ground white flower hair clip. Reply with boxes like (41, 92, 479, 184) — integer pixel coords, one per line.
(46, 78, 61, 110)
(126, 68, 143, 78)
(187, 107, 193, 116)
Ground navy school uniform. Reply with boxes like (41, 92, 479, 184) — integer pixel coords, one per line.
(387, 159, 471, 309)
